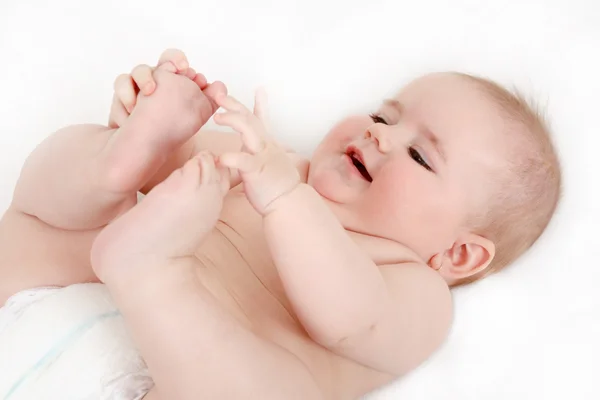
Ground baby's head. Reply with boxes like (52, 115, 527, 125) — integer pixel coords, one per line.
(308, 72, 561, 286)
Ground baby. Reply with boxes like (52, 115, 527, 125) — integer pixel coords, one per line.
(0, 49, 561, 399)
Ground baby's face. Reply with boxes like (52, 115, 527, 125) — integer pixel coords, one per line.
(308, 73, 507, 264)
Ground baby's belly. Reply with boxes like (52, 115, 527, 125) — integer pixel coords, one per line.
(193, 222, 298, 334)
(194, 222, 393, 399)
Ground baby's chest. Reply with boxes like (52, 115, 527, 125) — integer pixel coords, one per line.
(193, 194, 292, 324)
(194, 197, 390, 398)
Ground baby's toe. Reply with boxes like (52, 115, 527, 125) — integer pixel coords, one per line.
(130, 64, 155, 95)
(158, 48, 189, 71)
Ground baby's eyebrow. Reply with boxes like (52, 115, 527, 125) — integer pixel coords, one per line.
(383, 99, 403, 113)
(421, 125, 447, 164)
(382, 98, 447, 164)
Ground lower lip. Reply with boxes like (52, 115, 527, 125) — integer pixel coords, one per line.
(343, 154, 367, 180)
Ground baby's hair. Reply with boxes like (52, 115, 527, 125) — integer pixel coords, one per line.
(452, 73, 562, 286)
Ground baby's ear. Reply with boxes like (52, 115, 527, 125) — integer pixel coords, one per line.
(431, 234, 495, 284)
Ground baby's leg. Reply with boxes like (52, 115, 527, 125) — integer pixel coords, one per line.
(0, 51, 225, 303)
(11, 64, 218, 231)
(90, 155, 321, 399)
(91, 152, 229, 280)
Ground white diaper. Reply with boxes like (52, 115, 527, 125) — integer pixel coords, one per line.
(0, 283, 154, 400)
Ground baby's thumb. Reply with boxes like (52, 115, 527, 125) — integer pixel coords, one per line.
(254, 87, 269, 122)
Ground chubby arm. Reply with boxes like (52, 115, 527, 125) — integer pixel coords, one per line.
(264, 184, 453, 375)
(213, 92, 453, 376)
(264, 185, 386, 343)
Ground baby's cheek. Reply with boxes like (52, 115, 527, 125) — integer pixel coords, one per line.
(365, 180, 407, 221)
(371, 168, 434, 218)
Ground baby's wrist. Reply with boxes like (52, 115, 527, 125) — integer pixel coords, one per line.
(262, 183, 314, 217)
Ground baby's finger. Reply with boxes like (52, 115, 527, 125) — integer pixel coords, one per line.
(215, 94, 250, 114)
(157, 48, 189, 71)
(253, 87, 269, 123)
(113, 73, 137, 114)
(130, 64, 155, 96)
(213, 112, 266, 154)
(218, 152, 260, 174)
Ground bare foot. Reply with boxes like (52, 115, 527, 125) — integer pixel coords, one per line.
(7, 50, 226, 234)
(91, 152, 229, 284)
(100, 51, 226, 195)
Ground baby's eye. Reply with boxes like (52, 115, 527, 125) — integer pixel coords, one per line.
(408, 147, 433, 172)
(369, 113, 388, 125)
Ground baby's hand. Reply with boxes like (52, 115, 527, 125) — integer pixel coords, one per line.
(108, 49, 210, 128)
(214, 91, 301, 215)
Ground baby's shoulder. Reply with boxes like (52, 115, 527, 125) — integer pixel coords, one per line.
(374, 262, 453, 372)
(380, 261, 451, 301)
(380, 261, 452, 328)
(329, 261, 452, 376)
(379, 261, 452, 322)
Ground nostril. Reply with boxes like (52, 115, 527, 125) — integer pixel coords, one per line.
(366, 129, 391, 153)
(365, 129, 378, 143)
(366, 130, 380, 147)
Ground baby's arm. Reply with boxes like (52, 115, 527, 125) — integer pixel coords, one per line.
(92, 150, 322, 399)
(264, 185, 452, 375)
(215, 93, 453, 376)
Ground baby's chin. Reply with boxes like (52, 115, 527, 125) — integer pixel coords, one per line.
(308, 173, 360, 205)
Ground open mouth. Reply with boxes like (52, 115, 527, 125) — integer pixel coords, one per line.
(346, 147, 373, 182)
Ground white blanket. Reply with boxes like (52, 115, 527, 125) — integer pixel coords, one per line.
(0, 0, 599, 398)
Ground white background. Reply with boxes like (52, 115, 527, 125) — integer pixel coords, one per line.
(1, 0, 599, 399)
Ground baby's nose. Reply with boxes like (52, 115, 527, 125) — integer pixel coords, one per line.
(365, 125, 393, 153)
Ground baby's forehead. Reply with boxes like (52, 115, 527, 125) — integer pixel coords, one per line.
(388, 73, 502, 131)
(389, 72, 510, 163)
(394, 72, 484, 104)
